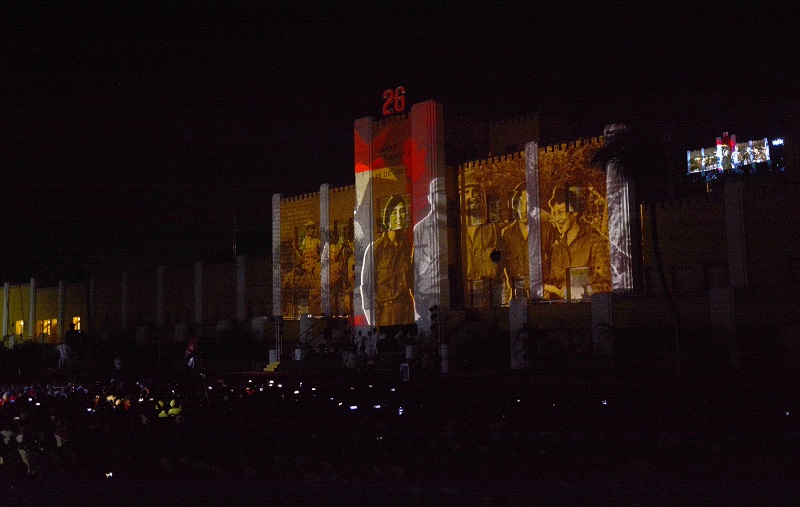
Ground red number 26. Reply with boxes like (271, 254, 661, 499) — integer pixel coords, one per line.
(382, 86, 406, 116)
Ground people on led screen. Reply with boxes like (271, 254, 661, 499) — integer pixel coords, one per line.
(500, 182, 530, 303)
(360, 195, 414, 326)
(413, 177, 446, 330)
(463, 174, 503, 306)
(543, 187, 610, 300)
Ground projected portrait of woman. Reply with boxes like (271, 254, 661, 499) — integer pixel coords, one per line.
(360, 195, 414, 326)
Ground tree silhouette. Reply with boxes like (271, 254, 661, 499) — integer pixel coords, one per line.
(591, 124, 684, 369)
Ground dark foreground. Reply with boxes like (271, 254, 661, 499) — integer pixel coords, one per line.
(2, 361, 799, 506)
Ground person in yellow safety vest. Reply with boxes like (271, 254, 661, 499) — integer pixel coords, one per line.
(168, 399, 182, 417)
(157, 400, 168, 418)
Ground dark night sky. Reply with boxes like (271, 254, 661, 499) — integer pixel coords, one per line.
(2, 2, 798, 282)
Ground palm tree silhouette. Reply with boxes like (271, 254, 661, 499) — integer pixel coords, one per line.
(591, 124, 684, 370)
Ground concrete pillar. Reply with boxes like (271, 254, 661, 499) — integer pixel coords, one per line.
(604, 124, 643, 294)
(58, 281, 65, 339)
(591, 292, 614, 356)
(194, 260, 204, 328)
(121, 272, 129, 330)
(156, 266, 165, 329)
(28, 278, 36, 340)
(525, 141, 545, 299)
(2, 283, 9, 337)
(724, 182, 748, 287)
(272, 193, 282, 317)
(236, 255, 247, 322)
(411, 100, 448, 333)
(509, 297, 529, 369)
(353, 116, 375, 330)
(320, 183, 331, 318)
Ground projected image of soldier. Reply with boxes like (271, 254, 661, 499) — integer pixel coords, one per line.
(294, 220, 322, 313)
(463, 173, 503, 306)
(543, 186, 610, 300)
(326, 224, 355, 315)
(501, 182, 530, 303)
(361, 195, 414, 326)
(413, 177, 446, 331)
(294, 221, 321, 279)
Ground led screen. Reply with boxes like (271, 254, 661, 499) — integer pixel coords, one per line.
(687, 137, 772, 174)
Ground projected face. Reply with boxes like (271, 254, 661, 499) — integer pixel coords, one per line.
(515, 190, 528, 223)
(388, 202, 407, 231)
(551, 202, 577, 236)
(465, 184, 487, 224)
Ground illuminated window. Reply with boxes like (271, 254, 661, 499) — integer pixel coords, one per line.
(72, 316, 81, 331)
(15, 320, 24, 336)
(36, 319, 57, 336)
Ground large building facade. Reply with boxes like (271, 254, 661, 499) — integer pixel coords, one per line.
(4, 99, 799, 366)
(272, 101, 634, 336)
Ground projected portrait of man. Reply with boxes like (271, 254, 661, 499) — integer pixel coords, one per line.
(295, 221, 321, 275)
(295, 220, 322, 312)
(324, 226, 349, 314)
(361, 195, 414, 326)
(501, 182, 530, 302)
(464, 174, 503, 304)
(543, 187, 610, 300)
(413, 177, 446, 330)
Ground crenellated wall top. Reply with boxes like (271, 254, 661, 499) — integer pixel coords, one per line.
(457, 150, 526, 171)
(331, 184, 355, 194)
(540, 136, 603, 154)
(282, 191, 321, 203)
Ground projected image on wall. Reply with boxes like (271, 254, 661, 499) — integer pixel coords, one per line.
(281, 219, 323, 317)
(353, 118, 415, 328)
(413, 176, 446, 329)
(354, 101, 447, 332)
(536, 142, 611, 301)
(361, 193, 414, 327)
(459, 154, 526, 308)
